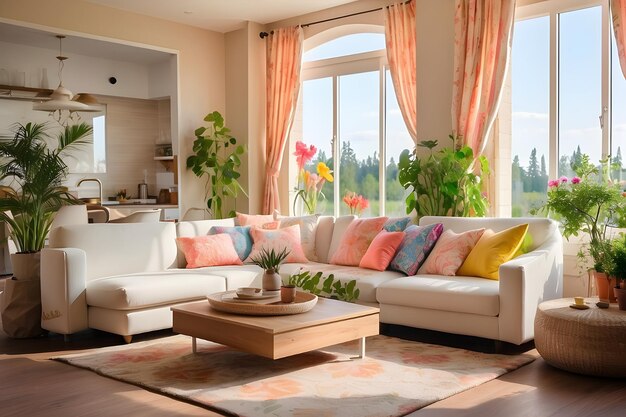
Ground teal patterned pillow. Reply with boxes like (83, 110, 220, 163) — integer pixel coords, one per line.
(389, 223, 444, 275)
(383, 217, 412, 232)
(209, 226, 252, 261)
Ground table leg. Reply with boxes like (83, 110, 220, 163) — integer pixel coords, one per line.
(357, 337, 365, 359)
(192, 337, 197, 354)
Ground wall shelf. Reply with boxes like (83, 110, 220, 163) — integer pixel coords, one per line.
(0, 84, 53, 102)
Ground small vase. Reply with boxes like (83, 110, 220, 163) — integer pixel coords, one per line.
(262, 269, 282, 292)
(594, 271, 617, 303)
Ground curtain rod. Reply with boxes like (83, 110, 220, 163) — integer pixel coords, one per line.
(259, 0, 411, 39)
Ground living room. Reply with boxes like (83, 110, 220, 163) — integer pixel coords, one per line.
(1, 0, 625, 416)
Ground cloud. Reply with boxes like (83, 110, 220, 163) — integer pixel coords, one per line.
(512, 111, 549, 120)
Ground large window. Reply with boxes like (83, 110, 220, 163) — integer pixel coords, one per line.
(298, 32, 414, 217)
(511, 0, 624, 216)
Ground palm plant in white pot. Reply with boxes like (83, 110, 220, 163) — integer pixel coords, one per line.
(0, 121, 92, 337)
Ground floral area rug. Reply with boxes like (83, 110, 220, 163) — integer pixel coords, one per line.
(53, 335, 534, 417)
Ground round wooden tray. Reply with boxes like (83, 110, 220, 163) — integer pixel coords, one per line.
(207, 291, 318, 316)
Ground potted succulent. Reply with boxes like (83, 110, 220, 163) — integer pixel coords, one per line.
(0, 121, 92, 337)
(531, 155, 625, 302)
(250, 247, 290, 292)
(398, 135, 490, 218)
(186, 111, 247, 219)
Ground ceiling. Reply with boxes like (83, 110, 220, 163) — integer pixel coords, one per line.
(0, 22, 173, 65)
(85, 0, 359, 33)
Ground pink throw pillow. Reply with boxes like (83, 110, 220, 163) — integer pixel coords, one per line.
(359, 230, 405, 271)
(330, 216, 389, 266)
(419, 228, 485, 276)
(177, 234, 243, 269)
(236, 212, 275, 227)
(248, 224, 308, 263)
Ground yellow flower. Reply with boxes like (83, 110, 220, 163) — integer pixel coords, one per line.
(317, 162, 334, 182)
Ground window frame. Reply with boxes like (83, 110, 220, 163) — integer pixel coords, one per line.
(300, 37, 395, 217)
(513, 0, 611, 182)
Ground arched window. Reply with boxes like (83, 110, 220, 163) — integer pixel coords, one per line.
(293, 29, 413, 217)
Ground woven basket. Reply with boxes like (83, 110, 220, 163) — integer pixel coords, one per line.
(207, 291, 318, 316)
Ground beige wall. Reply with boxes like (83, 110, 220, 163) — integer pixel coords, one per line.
(0, 0, 225, 218)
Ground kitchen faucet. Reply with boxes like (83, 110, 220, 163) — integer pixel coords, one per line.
(76, 178, 103, 204)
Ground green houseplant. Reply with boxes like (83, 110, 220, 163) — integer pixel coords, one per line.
(0, 121, 92, 338)
(397, 135, 490, 219)
(531, 155, 625, 302)
(602, 233, 626, 310)
(250, 247, 290, 292)
(186, 111, 247, 219)
(288, 270, 360, 303)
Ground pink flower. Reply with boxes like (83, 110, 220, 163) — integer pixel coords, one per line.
(571, 176, 581, 184)
(548, 179, 559, 188)
(293, 141, 317, 170)
(559, 176, 568, 183)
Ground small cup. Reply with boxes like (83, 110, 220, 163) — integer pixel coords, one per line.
(280, 285, 296, 303)
(574, 296, 585, 306)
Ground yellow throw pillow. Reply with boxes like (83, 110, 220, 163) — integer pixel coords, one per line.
(456, 224, 529, 280)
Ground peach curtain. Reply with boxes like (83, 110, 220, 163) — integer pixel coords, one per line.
(612, 0, 626, 78)
(385, 0, 417, 143)
(451, 0, 515, 156)
(263, 26, 304, 214)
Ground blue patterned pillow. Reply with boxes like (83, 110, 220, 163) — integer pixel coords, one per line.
(209, 226, 252, 261)
(383, 217, 412, 232)
(389, 223, 444, 275)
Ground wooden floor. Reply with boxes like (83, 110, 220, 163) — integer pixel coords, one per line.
(1, 298, 625, 416)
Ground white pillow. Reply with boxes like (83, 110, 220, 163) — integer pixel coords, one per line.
(274, 211, 321, 261)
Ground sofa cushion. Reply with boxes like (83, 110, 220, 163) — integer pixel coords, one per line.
(389, 223, 443, 276)
(327, 215, 356, 258)
(209, 225, 253, 261)
(248, 225, 308, 263)
(376, 275, 500, 316)
(280, 262, 404, 303)
(274, 213, 320, 261)
(315, 216, 335, 264)
(383, 217, 412, 232)
(359, 230, 405, 271)
(86, 272, 227, 310)
(185, 264, 264, 290)
(330, 216, 388, 266)
(418, 228, 485, 276)
(457, 224, 529, 280)
(177, 234, 242, 268)
(236, 212, 275, 226)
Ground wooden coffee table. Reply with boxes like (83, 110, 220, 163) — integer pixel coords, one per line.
(171, 296, 380, 360)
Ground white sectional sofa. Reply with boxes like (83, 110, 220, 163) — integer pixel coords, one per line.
(40, 216, 563, 345)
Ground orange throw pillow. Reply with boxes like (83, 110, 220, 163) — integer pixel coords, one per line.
(177, 234, 243, 268)
(359, 230, 405, 271)
(330, 217, 388, 266)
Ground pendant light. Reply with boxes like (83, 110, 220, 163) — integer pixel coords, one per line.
(33, 35, 101, 116)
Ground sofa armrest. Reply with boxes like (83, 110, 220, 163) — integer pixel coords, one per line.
(40, 248, 88, 335)
(498, 232, 563, 344)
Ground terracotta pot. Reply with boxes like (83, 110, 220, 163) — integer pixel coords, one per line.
(614, 286, 626, 311)
(594, 271, 617, 303)
(262, 269, 282, 292)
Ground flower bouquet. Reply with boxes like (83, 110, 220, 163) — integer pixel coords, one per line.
(293, 141, 333, 215)
(343, 191, 369, 216)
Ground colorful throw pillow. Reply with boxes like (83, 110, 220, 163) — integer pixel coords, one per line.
(247, 224, 308, 264)
(235, 212, 275, 227)
(208, 226, 252, 261)
(457, 224, 529, 280)
(383, 217, 412, 232)
(274, 213, 320, 261)
(359, 230, 405, 271)
(177, 234, 242, 269)
(389, 223, 444, 276)
(419, 228, 485, 276)
(329, 217, 388, 266)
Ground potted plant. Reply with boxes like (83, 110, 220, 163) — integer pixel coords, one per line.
(186, 111, 247, 219)
(0, 121, 92, 337)
(603, 233, 626, 310)
(249, 247, 290, 292)
(397, 135, 490, 218)
(531, 155, 625, 301)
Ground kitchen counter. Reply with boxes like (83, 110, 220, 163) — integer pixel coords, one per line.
(102, 203, 178, 209)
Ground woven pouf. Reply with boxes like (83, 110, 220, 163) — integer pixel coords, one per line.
(534, 298, 626, 378)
